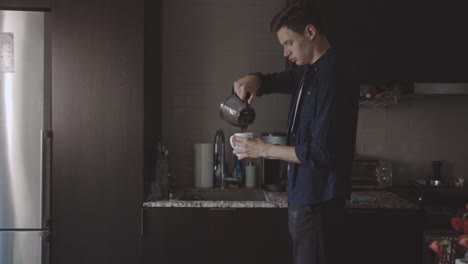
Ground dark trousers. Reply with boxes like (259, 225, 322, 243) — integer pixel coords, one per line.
(288, 197, 347, 264)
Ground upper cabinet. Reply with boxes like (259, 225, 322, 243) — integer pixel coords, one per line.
(51, 1, 144, 263)
(312, 0, 468, 83)
(0, 0, 50, 9)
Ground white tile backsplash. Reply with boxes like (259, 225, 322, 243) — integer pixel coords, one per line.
(357, 95, 468, 185)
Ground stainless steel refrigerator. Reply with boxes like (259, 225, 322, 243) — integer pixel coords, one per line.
(0, 10, 51, 264)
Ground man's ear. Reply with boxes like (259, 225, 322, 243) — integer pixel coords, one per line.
(304, 24, 317, 40)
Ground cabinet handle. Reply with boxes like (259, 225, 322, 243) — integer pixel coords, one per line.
(41, 130, 53, 228)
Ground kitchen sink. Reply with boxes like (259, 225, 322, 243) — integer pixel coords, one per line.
(180, 190, 267, 201)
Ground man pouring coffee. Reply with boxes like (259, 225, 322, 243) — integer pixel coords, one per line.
(230, 3, 359, 264)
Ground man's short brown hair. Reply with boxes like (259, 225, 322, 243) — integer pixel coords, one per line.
(270, 2, 324, 35)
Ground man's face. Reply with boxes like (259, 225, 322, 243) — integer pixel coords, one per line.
(276, 26, 314, 65)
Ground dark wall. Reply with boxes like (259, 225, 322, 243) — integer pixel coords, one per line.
(286, 0, 468, 82)
(143, 0, 163, 200)
(51, 0, 144, 263)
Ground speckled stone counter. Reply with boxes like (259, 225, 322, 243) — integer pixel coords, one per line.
(143, 188, 418, 209)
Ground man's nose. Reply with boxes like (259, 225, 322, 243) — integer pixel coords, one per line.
(284, 47, 291, 57)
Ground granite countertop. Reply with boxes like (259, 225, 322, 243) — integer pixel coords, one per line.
(143, 188, 287, 208)
(143, 188, 418, 209)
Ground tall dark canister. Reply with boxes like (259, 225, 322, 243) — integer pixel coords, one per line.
(262, 133, 287, 192)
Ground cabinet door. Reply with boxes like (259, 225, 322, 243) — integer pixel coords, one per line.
(229, 208, 291, 264)
(376, 209, 423, 264)
(408, 1, 468, 82)
(51, 1, 144, 263)
(347, 208, 423, 264)
(314, 0, 468, 82)
(0, 0, 50, 8)
(143, 208, 291, 264)
(347, 209, 380, 264)
(315, 0, 413, 82)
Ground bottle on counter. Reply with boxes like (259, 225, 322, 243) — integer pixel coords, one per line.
(231, 155, 245, 187)
(152, 143, 169, 200)
(245, 159, 256, 188)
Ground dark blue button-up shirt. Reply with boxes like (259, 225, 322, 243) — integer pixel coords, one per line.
(255, 48, 359, 205)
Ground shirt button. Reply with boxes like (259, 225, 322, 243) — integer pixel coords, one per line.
(314, 68, 318, 72)
(292, 133, 296, 137)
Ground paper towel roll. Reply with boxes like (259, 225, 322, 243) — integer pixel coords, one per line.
(194, 143, 214, 188)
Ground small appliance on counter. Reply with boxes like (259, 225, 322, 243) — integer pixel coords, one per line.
(351, 157, 392, 190)
(262, 133, 288, 192)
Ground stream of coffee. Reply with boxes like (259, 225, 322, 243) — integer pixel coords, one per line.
(240, 126, 252, 166)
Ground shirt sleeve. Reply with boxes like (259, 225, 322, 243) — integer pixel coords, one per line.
(294, 72, 337, 168)
(251, 67, 303, 96)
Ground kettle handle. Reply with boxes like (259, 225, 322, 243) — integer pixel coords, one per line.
(231, 87, 251, 106)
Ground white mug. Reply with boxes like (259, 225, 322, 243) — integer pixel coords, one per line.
(229, 132, 254, 149)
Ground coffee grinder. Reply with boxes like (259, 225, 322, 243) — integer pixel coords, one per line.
(262, 132, 287, 192)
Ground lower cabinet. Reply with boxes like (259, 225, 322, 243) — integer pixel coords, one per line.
(346, 208, 424, 264)
(142, 207, 291, 264)
(143, 207, 423, 264)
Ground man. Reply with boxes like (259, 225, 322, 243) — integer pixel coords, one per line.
(231, 2, 359, 264)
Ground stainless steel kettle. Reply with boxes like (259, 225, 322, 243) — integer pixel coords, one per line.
(219, 93, 256, 127)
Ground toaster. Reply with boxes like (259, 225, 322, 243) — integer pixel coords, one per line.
(351, 158, 392, 189)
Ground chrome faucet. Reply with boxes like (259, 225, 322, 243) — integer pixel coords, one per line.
(213, 129, 226, 189)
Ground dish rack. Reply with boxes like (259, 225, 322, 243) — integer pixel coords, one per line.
(359, 84, 410, 109)
(359, 96, 399, 109)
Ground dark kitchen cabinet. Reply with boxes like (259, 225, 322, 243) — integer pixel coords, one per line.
(143, 207, 423, 264)
(142, 208, 292, 264)
(51, 0, 145, 264)
(346, 209, 380, 263)
(347, 208, 424, 264)
(0, 0, 50, 9)
(405, 1, 468, 82)
(293, 0, 468, 82)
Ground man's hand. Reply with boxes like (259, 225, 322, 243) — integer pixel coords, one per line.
(233, 75, 261, 104)
(232, 136, 302, 164)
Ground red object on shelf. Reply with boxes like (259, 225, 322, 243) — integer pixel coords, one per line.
(366, 85, 384, 98)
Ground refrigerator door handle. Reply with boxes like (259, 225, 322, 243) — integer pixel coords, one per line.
(41, 130, 53, 229)
(41, 231, 50, 264)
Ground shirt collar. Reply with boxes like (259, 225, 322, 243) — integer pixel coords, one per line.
(309, 47, 334, 71)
